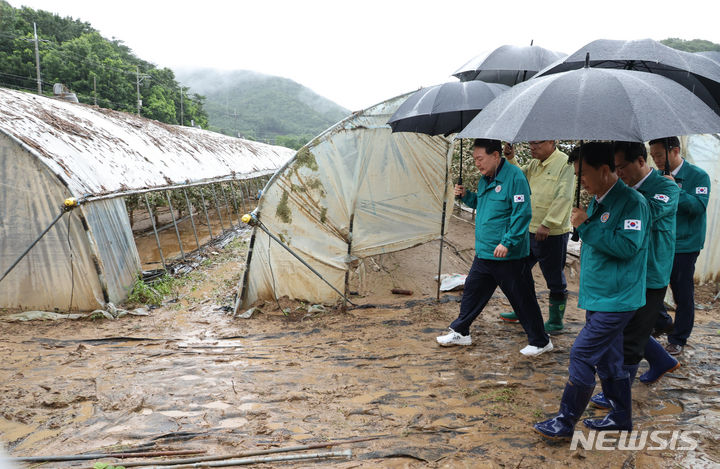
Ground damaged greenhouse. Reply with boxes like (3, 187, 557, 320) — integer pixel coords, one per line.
(0, 88, 294, 311)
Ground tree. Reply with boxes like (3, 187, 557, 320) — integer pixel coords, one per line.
(661, 38, 720, 53)
(0, 1, 208, 128)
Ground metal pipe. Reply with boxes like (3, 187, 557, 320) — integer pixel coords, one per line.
(571, 141, 584, 242)
(437, 145, 451, 300)
(210, 184, 227, 233)
(78, 171, 276, 205)
(233, 180, 247, 216)
(343, 215, 355, 311)
(199, 190, 213, 240)
(229, 180, 242, 224)
(0, 208, 67, 285)
(165, 191, 185, 260)
(183, 189, 201, 250)
(252, 216, 355, 306)
(119, 441, 345, 467)
(233, 225, 257, 315)
(220, 183, 236, 227)
(144, 194, 167, 270)
(8, 450, 205, 463)
(155, 449, 352, 468)
(241, 179, 253, 215)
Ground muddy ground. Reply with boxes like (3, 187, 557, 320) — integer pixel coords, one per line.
(1, 208, 718, 468)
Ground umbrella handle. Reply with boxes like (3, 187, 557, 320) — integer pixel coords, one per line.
(571, 142, 584, 242)
(456, 138, 463, 199)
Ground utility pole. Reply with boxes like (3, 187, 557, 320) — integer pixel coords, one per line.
(93, 76, 97, 105)
(33, 22, 42, 94)
(180, 87, 184, 126)
(136, 66, 141, 115)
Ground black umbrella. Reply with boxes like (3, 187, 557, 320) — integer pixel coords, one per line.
(457, 61, 720, 241)
(387, 80, 509, 136)
(457, 66, 720, 143)
(535, 39, 720, 115)
(387, 80, 508, 194)
(453, 42, 566, 85)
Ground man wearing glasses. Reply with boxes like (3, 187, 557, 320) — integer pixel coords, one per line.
(502, 141, 575, 332)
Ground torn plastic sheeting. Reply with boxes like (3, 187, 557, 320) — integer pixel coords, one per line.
(241, 93, 454, 307)
(1, 305, 150, 322)
(438, 274, 467, 292)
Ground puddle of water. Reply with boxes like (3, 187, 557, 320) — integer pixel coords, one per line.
(0, 417, 36, 442)
(349, 391, 387, 405)
(649, 402, 683, 416)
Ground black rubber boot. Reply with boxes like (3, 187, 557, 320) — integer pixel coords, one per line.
(534, 380, 595, 439)
(583, 365, 637, 431)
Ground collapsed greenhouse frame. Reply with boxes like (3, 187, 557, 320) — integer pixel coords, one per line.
(0, 87, 294, 311)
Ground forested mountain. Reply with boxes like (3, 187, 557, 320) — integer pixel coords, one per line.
(0, 0, 207, 127)
(661, 38, 720, 52)
(175, 69, 350, 149)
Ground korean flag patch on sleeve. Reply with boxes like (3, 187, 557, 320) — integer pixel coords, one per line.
(696, 186, 708, 194)
(513, 194, 525, 203)
(624, 219, 641, 230)
(653, 194, 669, 203)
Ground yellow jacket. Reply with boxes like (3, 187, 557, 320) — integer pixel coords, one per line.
(509, 148, 574, 235)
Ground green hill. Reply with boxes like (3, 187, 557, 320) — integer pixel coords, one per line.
(175, 68, 350, 148)
(0, 0, 208, 127)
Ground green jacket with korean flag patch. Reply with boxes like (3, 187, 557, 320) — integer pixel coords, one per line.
(576, 179, 650, 312)
(461, 159, 531, 261)
(636, 170, 680, 289)
(671, 161, 710, 253)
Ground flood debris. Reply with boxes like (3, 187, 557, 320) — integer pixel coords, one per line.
(0, 303, 149, 322)
(0, 213, 717, 468)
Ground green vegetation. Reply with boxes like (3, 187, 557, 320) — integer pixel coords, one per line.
(175, 68, 349, 148)
(661, 38, 720, 52)
(93, 463, 125, 469)
(127, 274, 177, 306)
(0, 1, 207, 127)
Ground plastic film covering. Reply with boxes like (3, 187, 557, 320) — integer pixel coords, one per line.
(81, 198, 142, 304)
(242, 94, 454, 307)
(1, 133, 104, 310)
(681, 134, 720, 282)
(0, 88, 295, 198)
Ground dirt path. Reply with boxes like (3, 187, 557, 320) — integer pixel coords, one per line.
(1, 210, 718, 468)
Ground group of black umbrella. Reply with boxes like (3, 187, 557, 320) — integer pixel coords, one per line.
(387, 38, 720, 442)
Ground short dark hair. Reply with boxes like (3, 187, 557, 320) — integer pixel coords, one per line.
(613, 141, 647, 163)
(473, 138, 502, 156)
(648, 136, 680, 149)
(567, 142, 615, 171)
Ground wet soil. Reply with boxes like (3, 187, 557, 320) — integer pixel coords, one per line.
(1, 208, 718, 468)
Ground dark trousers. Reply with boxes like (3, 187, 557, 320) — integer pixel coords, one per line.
(570, 310, 634, 386)
(623, 287, 667, 365)
(656, 252, 699, 346)
(450, 256, 549, 347)
(528, 232, 569, 300)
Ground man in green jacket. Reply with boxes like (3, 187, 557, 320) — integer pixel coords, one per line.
(437, 139, 552, 356)
(587, 141, 680, 424)
(501, 141, 575, 331)
(649, 137, 711, 356)
(534, 142, 650, 439)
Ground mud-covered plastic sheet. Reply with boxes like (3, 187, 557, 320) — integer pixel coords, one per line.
(240, 94, 454, 306)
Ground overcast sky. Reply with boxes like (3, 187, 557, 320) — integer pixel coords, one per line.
(13, 0, 720, 111)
